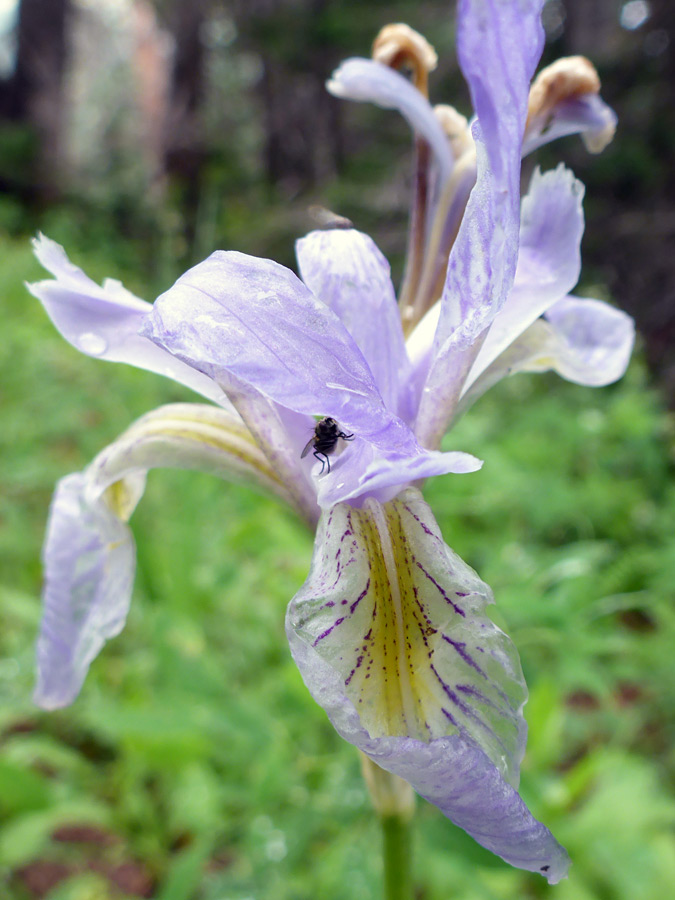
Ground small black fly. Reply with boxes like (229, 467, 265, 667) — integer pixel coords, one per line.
(301, 417, 355, 474)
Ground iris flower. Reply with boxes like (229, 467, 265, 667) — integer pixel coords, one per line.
(29, 0, 634, 884)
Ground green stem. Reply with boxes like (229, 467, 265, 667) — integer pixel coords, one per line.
(382, 812, 413, 900)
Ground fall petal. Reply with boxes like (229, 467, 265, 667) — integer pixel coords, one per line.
(542, 295, 635, 385)
(34, 472, 139, 710)
(287, 487, 569, 880)
(34, 404, 290, 708)
(458, 297, 635, 415)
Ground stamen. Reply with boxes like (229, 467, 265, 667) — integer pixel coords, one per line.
(372, 25, 439, 316)
(372, 23, 438, 97)
(434, 104, 473, 161)
(401, 149, 477, 336)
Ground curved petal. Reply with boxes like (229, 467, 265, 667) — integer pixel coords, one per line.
(457, 297, 635, 416)
(28, 234, 229, 407)
(466, 164, 585, 388)
(287, 487, 569, 880)
(523, 90, 617, 156)
(416, 0, 545, 447)
(141, 250, 416, 453)
(313, 438, 482, 508)
(34, 471, 139, 710)
(542, 295, 635, 385)
(327, 58, 453, 185)
(295, 228, 411, 414)
(34, 404, 290, 709)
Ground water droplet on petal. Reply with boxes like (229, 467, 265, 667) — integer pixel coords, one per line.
(77, 332, 108, 355)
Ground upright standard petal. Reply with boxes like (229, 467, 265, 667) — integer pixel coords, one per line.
(28, 234, 228, 406)
(287, 487, 569, 881)
(416, 1, 545, 447)
(327, 58, 453, 185)
(295, 228, 411, 415)
(439, 0, 546, 342)
(35, 404, 290, 708)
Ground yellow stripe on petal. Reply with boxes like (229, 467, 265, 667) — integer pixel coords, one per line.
(289, 487, 527, 784)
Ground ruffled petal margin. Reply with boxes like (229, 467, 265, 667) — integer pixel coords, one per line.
(457, 296, 635, 415)
(287, 486, 569, 881)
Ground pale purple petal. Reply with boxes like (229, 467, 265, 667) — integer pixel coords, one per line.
(35, 403, 302, 709)
(295, 228, 411, 414)
(34, 472, 139, 710)
(141, 251, 415, 452)
(457, 297, 634, 415)
(314, 439, 482, 507)
(457, 0, 544, 186)
(438, 0, 545, 343)
(543, 295, 635, 385)
(417, 1, 545, 446)
(523, 92, 617, 156)
(327, 58, 453, 185)
(28, 234, 229, 407)
(287, 487, 569, 880)
(466, 165, 585, 387)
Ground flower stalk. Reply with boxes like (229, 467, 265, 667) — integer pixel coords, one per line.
(361, 755, 415, 900)
(382, 812, 413, 900)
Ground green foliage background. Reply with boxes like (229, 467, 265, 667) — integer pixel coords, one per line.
(1, 224, 674, 900)
(1, 3, 674, 894)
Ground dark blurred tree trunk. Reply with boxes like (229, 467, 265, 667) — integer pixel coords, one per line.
(163, 0, 210, 241)
(0, 0, 71, 199)
(236, 0, 343, 191)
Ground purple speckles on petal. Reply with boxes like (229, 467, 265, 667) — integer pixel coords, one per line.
(287, 487, 529, 784)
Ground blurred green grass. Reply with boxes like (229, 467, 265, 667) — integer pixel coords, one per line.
(1, 229, 675, 900)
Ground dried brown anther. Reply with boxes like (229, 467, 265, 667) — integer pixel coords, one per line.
(434, 104, 474, 161)
(372, 24, 437, 96)
(527, 56, 615, 152)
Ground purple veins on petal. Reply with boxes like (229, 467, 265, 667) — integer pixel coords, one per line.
(34, 473, 138, 710)
(287, 487, 528, 782)
(287, 485, 569, 881)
